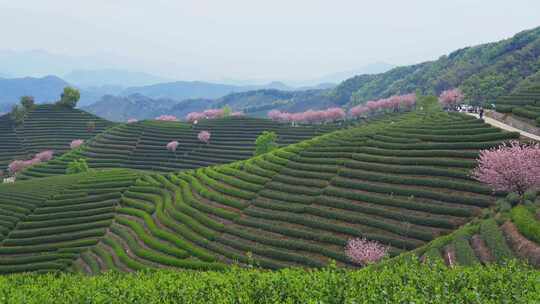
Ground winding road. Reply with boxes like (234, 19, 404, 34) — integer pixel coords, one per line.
(466, 113, 540, 142)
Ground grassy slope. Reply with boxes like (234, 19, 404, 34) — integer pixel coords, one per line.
(0, 111, 525, 274)
(0, 104, 114, 171)
(18, 116, 339, 179)
(495, 85, 540, 126)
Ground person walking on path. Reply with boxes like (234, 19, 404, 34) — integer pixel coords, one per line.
(479, 108, 484, 119)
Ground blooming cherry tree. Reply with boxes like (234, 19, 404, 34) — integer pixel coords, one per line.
(198, 131, 211, 144)
(70, 139, 84, 150)
(127, 118, 138, 124)
(472, 141, 540, 196)
(439, 88, 464, 109)
(166, 140, 179, 152)
(345, 238, 388, 266)
(155, 115, 178, 121)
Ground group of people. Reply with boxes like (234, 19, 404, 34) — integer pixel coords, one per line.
(454, 104, 485, 119)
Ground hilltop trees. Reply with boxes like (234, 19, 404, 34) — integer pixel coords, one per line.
(20, 96, 35, 109)
(56, 87, 80, 108)
(254, 131, 278, 156)
(155, 115, 178, 121)
(472, 141, 540, 198)
(439, 88, 464, 109)
(8, 150, 54, 175)
(348, 94, 417, 119)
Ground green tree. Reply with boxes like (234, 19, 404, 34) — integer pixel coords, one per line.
(57, 87, 80, 108)
(66, 159, 89, 174)
(254, 131, 278, 156)
(416, 95, 441, 113)
(222, 105, 232, 117)
(9, 105, 26, 125)
(20, 96, 35, 109)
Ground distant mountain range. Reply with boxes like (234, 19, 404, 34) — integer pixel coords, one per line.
(64, 69, 171, 88)
(0, 74, 337, 109)
(0, 75, 70, 106)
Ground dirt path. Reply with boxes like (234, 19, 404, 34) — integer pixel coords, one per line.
(466, 113, 540, 142)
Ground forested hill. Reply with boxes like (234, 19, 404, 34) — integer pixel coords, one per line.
(330, 26, 540, 106)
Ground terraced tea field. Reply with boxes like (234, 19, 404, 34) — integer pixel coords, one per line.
(495, 85, 540, 126)
(0, 105, 114, 171)
(19, 116, 338, 179)
(1, 111, 530, 274)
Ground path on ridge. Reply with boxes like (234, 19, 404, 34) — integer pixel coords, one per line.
(466, 113, 540, 142)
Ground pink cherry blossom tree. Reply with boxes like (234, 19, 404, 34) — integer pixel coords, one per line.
(439, 88, 464, 109)
(127, 118, 138, 124)
(155, 115, 178, 121)
(7, 150, 54, 175)
(231, 111, 245, 117)
(34, 150, 54, 162)
(70, 139, 84, 150)
(166, 140, 179, 152)
(472, 141, 540, 196)
(198, 131, 211, 144)
(400, 93, 417, 110)
(345, 238, 388, 266)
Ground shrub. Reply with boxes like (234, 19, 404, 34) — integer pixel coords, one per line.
(20, 96, 35, 109)
(66, 159, 89, 174)
(254, 131, 278, 156)
(511, 206, 540, 244)
(506, 193, 521, 206)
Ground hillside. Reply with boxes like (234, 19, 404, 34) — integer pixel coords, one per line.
(325, 26, 540, 107)
(18, 116, 339, 179)
(0, 105, 114, 171)
(81, 94, 184, 122)
(0, 111, 523, 274)
(495, 85, 540, 126)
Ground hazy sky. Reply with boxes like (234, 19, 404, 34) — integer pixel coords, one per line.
(1, 0, 539, 81)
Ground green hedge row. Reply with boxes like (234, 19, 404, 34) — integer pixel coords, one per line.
(0, 238, 100, 254)
(479, 219, 514, 263)
(324, 187, 473, 217)
(2, 228, 106, 246)
(345, 159, 471, 180)
(244, 208, 421, 250)
(8, 220, 112, 239)
(187, 174, 249, 210)
(216, 166, 270, 185)
(317, 196, 456, 229)
(196, 170, 256, 200)
(304, 205, 434, 241)
(110, 224, 226, 270)
(235, 217, 345, 246)
(453, 236, 480, 266)
(332, 177, 490, 208)
(351, 152, 475, 169)
(339, 168, 490, 195)
(17, 213, 113, 230)
(115, 216, 190, 259)
(205, 168, 264, 192)
(511, 206, 540, 244)
(215, 235, 325, 267)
